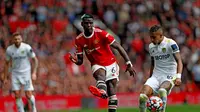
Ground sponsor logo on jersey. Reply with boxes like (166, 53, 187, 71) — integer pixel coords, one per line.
(162, 48, 166, 53)
(13, 56, 26, 60)
(155, 54, 170, 60)
(84, 47, 100, 54)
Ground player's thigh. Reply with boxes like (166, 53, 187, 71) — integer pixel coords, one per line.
(143, 76, 159, 96)
(105, 62, 119, 82)
(92, 65, 106, 81)
(160, 81, 172, 91)
(159, 75, 175, 92)
(23, 77, 34, 91)
(11, 75, 21, 91)
(140, 85, 154, 96)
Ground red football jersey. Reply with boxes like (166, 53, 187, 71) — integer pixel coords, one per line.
(75, 28, 116, 66)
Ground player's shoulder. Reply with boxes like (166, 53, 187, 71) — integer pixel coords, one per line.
(21, 42, 31, 48)
(75, 33, 84, 40)
(149, 43, 155, 49)
(6, 44, 14, 51)
(164, 37, 177, 45)
(94, 27, 103, 32)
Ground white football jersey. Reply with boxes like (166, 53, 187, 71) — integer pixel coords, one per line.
(6, 42, 36, 73)
(149, 37, 179, 76)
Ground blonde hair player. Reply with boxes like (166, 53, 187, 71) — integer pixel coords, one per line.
(139, 25, 183, 112)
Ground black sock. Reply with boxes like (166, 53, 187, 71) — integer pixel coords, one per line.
(96, 80, 107, 92)
(108, 95, 118, 112)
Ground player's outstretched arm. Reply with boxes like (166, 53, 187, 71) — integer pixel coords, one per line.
(110, 41, 136, 77)
(32, 57, 38, 80)
(173, 52, 183, 86)
(69, 53, 83, 65)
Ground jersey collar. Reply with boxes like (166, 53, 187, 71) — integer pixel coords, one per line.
(159, 36, 166, 46)
(83, 27, 94, 38)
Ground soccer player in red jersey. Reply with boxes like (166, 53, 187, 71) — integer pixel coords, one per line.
(69, 14, 136, 112)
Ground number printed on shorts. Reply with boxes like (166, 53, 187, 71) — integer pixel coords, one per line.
(25, 80, 30, 87)
(167, 75, 173, 79)
(111, 67, 116, 73)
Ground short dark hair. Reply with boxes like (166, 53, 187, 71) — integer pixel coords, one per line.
(149, 25, 162, 33)
(12, 32, 21, 38)
(81, 14, 93, 20)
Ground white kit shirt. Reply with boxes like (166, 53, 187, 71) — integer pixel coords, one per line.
(6, 42, 36, 74)
(149, 37, 180, 77)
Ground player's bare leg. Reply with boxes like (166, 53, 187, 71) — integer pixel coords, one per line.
(25, 91, 37, 112)
(14, 90, 25, 112)
(89, 69, 108, 99)
(159, 81, 171, 112)
(139, 85, 153, 112)
(106, 79, 118, 112)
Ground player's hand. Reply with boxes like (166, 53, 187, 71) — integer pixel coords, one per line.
(69, 52, 78, 64)
(125, 64, 136, 77)
(32, 73, 37, 81)
(174, 78, 181, 86)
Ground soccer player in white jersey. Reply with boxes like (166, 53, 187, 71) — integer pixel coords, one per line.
(139, 25, 183, 112)
(3, 32, 38, 112)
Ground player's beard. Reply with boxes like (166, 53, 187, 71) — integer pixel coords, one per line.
(15, 42, 21, 48)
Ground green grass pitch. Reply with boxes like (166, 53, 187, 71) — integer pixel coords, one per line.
(41, 104, 200, 112)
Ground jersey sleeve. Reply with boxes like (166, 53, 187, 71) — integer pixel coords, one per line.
(5, 48, 11, 61)
(100, 30, 115, 45)
(169, 39, 180, 53)
(75, 39, 83, 54)
(27, 45, 36, 58)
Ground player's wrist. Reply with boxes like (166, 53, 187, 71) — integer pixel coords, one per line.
(176, 73, 181, 79)
(126, 61, 133, 67)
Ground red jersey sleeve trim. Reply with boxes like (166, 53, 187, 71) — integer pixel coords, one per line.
(109, 39, 115, 45)
(76, 52, 83, 54)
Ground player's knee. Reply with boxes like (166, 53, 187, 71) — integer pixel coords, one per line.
(14, 91, 21, 99)
(25, 91, 33, 99)
(139, 93, 148, 102)
(108, 95, 118, 110)
(158, 88, 167, 96)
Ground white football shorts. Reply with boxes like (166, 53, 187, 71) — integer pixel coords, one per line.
(91, 62, 119, 82)
(144, 73, 175, 95)
(11, 71, 34, 91)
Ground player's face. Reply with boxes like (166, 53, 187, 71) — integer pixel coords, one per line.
(81, 18, 94, 33)
(13, 35, 22, 47)
(150, 31, 163, 45)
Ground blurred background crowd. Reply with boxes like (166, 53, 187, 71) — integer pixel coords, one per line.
(0, 0, 200, 96)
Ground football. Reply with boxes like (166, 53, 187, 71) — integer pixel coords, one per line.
(146, 96, 163, 112)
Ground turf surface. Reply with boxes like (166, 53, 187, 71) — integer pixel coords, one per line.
(40, 104, 200, 112)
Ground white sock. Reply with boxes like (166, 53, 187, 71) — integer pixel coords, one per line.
(28, 95, 37, 112)
(139, 94, 148, 112)
(158, 88, 167, 112)
(16, 98, 24, 112)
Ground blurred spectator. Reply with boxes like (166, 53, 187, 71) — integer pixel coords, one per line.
(192, 56, 200, 90)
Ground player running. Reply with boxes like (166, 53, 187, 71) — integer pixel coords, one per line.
(69, 14, 136, 112)
(3, 32, 38, 112)
(139, 25, 183, 112)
